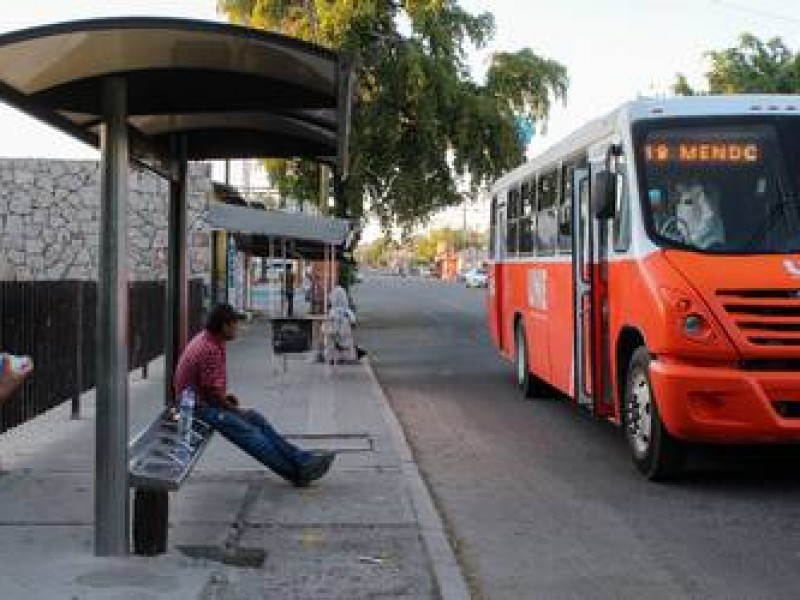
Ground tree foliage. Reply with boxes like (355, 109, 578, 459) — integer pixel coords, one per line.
(217, 0, 568, 231)
(262, 158, 322, 208)
(355, 226, 486, 267)
(355, 235, 396, 267)
(412, 226, 486, 264)
(673, 33, 800, 96)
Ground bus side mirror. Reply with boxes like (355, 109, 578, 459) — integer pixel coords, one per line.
(593, 171, 616, 220)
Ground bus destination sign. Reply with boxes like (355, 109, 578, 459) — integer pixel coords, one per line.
(644, 141, 760, 164)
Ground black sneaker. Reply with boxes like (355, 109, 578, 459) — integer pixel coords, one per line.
(291, 450, 335, 487)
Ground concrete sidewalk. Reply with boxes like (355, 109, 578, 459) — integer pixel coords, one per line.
(0, 317, 469, 599)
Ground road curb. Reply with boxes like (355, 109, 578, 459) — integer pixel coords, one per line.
(363, 358, 471, 600)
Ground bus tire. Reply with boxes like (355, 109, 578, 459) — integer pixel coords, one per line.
(515, 323, 544, 399)
(624, 347, 684, 480)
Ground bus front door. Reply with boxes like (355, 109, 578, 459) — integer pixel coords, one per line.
(571, 169, 613, 416)
(489, 201, 507, 353)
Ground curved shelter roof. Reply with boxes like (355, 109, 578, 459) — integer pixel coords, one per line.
(0, 17, 352, 165)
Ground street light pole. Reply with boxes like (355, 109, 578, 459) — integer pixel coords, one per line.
(464, 199, 470, 251)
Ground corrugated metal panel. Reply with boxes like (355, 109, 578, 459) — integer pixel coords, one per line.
(207, 202, 352, 247)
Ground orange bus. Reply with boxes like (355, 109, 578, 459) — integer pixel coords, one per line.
(487, 95, 800, 479)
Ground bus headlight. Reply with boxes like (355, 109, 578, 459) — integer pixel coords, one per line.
(659, 287, 719, 345)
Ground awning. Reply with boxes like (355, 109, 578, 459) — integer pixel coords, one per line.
(0, 17, 353, 168)
(208, 201, 354, 259)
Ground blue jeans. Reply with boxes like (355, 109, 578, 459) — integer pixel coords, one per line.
(195, 404, 311, 481)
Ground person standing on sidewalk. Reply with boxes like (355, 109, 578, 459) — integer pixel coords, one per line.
(173, 303, 334, 486)
(284, 264, 295, 317)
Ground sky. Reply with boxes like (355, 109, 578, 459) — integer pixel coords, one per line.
(0, 2, 221, 161)
(424, 0, 800, 239)
(460, 0, 800, 155)
(1, 1, 799, 239)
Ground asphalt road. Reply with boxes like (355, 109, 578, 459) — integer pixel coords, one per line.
(354, 273, 800, 600)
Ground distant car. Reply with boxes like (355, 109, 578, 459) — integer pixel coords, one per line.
(464, 268, 488, 288)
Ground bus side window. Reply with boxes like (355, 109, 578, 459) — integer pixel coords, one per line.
(518, 178, 535, 255)
(507, 186, 520, 257)
(536, 169, 558, 256)
(613, 160, 631, 253)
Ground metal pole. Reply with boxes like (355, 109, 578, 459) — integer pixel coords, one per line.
(210, 231, 218, 306)
(269, 237, 276, 316)
(71, 280, 83, 420)
(324, 244, 330, 312)
(165, 136, 189, 407)
(281, 238, 287, 316)
(244, 255, 250, 310)
(95, 76, 130, 557)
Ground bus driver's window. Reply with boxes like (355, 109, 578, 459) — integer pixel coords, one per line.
(649, 187, 674, 235)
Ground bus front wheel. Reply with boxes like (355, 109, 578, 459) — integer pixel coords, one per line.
(515, 324, 544, 399)
(624, 347, 685, 480)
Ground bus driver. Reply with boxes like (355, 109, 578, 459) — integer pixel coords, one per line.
(674, 181, 725, 249)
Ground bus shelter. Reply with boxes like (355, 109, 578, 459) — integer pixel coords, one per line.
(208, 200, 355, 312)
(0, 17, 354, 556)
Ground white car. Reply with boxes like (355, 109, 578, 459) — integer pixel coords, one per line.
(464, 268, 488, 288)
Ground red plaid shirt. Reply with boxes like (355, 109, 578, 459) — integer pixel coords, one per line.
(173, 330, 227, 404)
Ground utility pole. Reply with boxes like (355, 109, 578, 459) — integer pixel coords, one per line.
(462, 200, 467, 252)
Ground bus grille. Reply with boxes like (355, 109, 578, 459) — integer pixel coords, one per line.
(717, 289, 800, 347)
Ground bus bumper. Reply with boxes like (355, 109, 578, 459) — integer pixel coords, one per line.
(648, 359, 800, 443)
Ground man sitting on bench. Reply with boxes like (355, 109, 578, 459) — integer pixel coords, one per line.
(173, 303, 335, 486)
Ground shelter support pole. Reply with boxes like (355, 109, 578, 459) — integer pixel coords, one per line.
(322, 246, 326, 312)
(282, 238, 288, 316)
(95, 77, 130, 557)
(269, 237, 276, 315)
(165, 136, 189, 406)
(330, 243, 335, 295)
(211, 231, 219, 305)
(140, 136, 189, 558)
(244, 255, 250, 310)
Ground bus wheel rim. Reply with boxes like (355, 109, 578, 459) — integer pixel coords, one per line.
(629, 370, 653, 457)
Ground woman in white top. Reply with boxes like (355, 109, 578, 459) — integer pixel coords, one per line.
(326, 284, 366, 362)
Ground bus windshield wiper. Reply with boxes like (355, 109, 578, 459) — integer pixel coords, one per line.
(742, 194, 799, 251)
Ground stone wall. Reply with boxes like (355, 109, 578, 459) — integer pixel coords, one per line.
(0, 159, 213, 281)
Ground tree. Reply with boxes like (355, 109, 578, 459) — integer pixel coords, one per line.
(356, 235, 396, 267)
(409, 226, 486, 264)
(673, 33, 800, 95)
(217, 1, 568, 231)
(263, 158, 323, 209)
(671, 73, 695, 96)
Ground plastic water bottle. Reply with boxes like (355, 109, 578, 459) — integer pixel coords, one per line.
(178, 387, 196, 442)
(1, 353, 32, 375)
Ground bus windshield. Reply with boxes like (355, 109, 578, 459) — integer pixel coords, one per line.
(638, 118, 800, 254)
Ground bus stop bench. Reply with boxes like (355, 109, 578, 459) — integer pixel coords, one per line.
(128, 408, 215, 555)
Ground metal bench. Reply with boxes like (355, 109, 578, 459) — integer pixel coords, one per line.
(128, 408, 215, 555)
